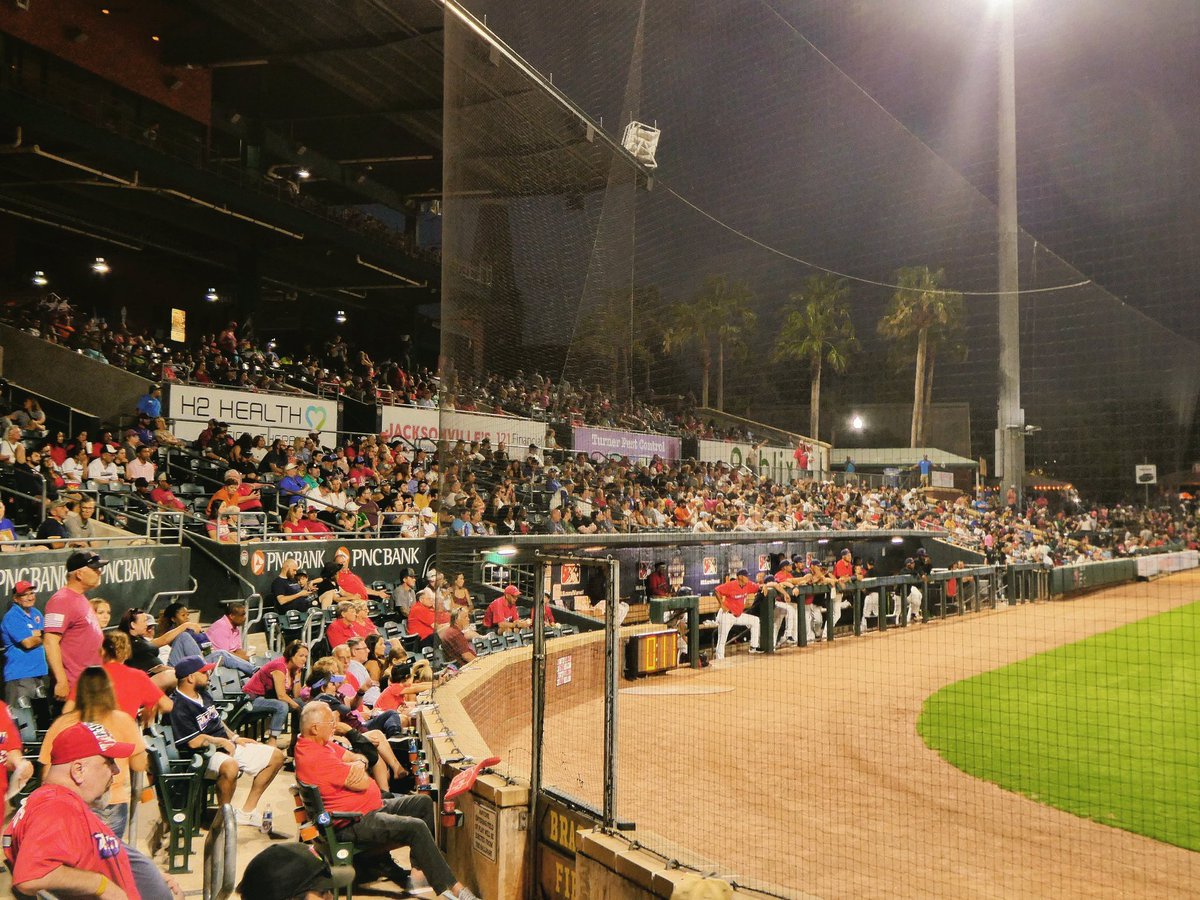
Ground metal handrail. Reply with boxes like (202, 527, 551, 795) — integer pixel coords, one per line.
(147, 577, 199, 617)
(202, 804, 237, 900)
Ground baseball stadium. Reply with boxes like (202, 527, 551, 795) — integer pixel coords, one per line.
(0, 1, 1198, 899)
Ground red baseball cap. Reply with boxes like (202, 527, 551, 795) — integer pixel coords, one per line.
(503, 585, 520, 598)
(13, 580, 37, 595)
(50, 722, 135, 765)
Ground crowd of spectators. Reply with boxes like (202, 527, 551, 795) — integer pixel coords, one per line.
(5, 294, 753, 440)
(4, 294, 1196, 565)
(0, 550, 480, 899)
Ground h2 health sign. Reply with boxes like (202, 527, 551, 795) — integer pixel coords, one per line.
(379, 407, 545, 453)
(572, 426, 680, 463)
(167, 384, 340, 444)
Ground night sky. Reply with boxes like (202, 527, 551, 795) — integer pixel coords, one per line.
(448, 0, 1200, 497)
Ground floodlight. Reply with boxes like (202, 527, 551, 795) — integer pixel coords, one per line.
(621, 121, 661, 169)
(31, 270, 47, 286)
(91, 257, 110, 274)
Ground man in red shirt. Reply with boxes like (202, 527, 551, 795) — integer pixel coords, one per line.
(332, 550, 389, 603)
(44, 551, 107, 701)
(4, 721, 139, 899)
(295, 702, 477, 899)
(646, 561, 671, 598)
(483, 585, 528, 635)
(0, 700, 32, 821)
(713, 570, 762, 660)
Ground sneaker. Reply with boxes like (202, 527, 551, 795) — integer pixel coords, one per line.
(780, 637, 797, 646)
(444, 887, 480, 900)
(235, 809, 263, 829)
(748, 647, 765, 655)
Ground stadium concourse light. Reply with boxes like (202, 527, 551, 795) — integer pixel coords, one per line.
(91, 257, 110, 275)
(205, 288, 219, 302)
(334, 309, 347, 324)
(850, 414, 865, 432)
(296, 167, 311, 180)
(31, 270, 47, 286)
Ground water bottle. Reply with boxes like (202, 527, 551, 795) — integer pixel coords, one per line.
(260, 804, 273, 835)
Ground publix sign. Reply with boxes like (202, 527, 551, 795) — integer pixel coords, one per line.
(697, 439, 808, 483)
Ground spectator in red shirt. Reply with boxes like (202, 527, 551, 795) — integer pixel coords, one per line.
(713, 569, 762, 660)
(406, 586, 449, 650)
(149, 473, 186, 511)
(294, 702, 476, 898)
(332, 550, 389, 603)
(4, 722, 140, 899)
(483, 585, 528, 635)
(325, 602, 360, 650)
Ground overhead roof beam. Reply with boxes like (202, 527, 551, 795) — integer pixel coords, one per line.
(164, 27, 442, 69)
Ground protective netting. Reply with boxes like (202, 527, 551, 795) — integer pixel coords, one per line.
(439, 0, 1200, 895)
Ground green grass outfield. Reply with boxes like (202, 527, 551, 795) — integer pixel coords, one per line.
(918, 601, 1200, 850)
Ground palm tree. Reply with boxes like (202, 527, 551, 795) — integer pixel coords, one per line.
(877, 266, 965, 447)
(663, 274, 757, 410)
(772, 274, 859, 440)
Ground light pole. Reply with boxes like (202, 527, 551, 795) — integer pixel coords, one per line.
(994, 0, 1024, 503)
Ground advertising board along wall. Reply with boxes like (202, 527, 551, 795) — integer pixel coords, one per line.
(571, 426, 681, 463)
(0, 545, 192, 621)
(237, 537, 436, 597)
(167, 384, 340, 444)
(379, 407, 546, 453)
(697, 439, 811, 483)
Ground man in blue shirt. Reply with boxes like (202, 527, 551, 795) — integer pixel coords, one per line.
(277, 463, 308, 507)
(1, 580, 47, 706)
(136, 385, 162, 419)
(918, 454, 933, 487)
(169, 655, 284, 831)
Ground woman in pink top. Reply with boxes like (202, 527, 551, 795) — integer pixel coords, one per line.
(243, 641, 308, 745)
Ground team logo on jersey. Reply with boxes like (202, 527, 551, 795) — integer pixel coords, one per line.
(94, 831, 122, 859)
(82, 722, 119, 751)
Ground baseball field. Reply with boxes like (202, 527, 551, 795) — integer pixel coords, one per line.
(481, 572, 1200, 898)
(919, 599, 1200, 852)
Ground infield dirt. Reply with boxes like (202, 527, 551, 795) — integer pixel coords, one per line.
(487, 574, 1200, 898)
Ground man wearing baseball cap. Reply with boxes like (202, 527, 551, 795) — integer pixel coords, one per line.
(44, 551, 108, 701)
(3, 721, 139, 899)
(239, 843, 339, 900)
(1, 580, 47, 707)
(483, 584, 528, 635)
(168, 655, 285, 831)
(714, 569, 763, 660)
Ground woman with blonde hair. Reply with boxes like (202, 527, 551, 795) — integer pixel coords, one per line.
(40, 665, 147, 838)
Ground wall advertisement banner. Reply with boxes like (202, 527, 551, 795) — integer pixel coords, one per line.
(696, 439, 806, 483)
(167, 384, 340, 444)
(0, 545, 191, 620)
(236, 537, 436, 597)
(571, 426, 681, 463)
(379, 407, 546, 452)
(931, 471, 955, 488)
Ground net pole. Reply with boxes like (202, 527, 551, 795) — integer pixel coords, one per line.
(528, 556, 548, 873)
(996, 0, 1024, 501)
(602, 556, 620, 830)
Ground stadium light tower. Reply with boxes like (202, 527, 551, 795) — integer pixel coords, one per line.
(994, 0, 1024, 501)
